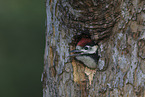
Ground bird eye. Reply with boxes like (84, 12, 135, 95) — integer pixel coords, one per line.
(84, 47, 88, 50)
(84, 46, 91, 50)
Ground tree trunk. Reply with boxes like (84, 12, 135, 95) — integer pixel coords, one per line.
(42, 0, 145, 97)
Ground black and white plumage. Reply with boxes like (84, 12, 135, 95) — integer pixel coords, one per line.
(70, 38, 100, 69)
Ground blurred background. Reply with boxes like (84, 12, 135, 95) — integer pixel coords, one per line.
(0, 0, 45, 97)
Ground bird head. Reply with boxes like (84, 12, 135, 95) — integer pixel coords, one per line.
(70, 38, 98, 56)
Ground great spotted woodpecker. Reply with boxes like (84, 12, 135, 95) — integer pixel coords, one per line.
(70, 38, 100, 69)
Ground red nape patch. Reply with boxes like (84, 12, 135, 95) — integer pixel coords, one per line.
(77, 38, 92, 47)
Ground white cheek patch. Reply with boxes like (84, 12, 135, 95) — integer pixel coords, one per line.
(81, 46, 98, 54)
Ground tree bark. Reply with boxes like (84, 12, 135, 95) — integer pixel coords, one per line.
(42, 0, 145, 97)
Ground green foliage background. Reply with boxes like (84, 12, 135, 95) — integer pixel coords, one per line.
(0, 0, 45, 97)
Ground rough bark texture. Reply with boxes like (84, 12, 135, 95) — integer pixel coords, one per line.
(42, 0, 145, 97)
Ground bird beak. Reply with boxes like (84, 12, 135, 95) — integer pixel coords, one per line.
(70, 49, 82, 53)
(69, 49, 82, 57)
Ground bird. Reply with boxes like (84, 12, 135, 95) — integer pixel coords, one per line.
(70, 38, 100, 69)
